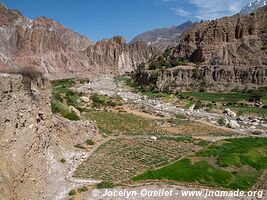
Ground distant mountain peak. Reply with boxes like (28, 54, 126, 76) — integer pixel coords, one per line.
(240, 0, 267, 14)
(131, 21, 193, 52)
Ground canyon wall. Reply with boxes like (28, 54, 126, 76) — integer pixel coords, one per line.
(0, 73, 98, 200)
(0, 4, 156, 79)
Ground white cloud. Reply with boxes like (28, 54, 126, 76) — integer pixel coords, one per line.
(189, 0, 249, 20)
(172, 8, 190, 16)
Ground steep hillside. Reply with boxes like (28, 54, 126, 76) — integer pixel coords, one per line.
(0, 72, 99, 200)
(133, 6, 267, 92)
(0, 4, 156, 79)
(131, 21, 193, 51)
(173, 5, 267, 66)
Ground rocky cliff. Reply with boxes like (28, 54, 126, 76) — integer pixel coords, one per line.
(0, 72, 98, 200)
(173, 5, 267, 66)
(0, 4, 156, 79)
(135, 65, 267, 92)
(134, 6, 267, 92)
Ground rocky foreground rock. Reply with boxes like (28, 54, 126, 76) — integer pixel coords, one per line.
(0, 73, 99, 200)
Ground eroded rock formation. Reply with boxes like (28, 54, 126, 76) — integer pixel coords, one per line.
(174, 6, 267, 66)
(134, 6, 267, 92)
(0, 4, 156, 79)
(0, 73, 98, 200)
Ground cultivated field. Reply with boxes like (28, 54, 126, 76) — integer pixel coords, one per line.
(74, 136, 205, 181)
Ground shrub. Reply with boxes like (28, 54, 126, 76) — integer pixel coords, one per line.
(77, 186, 88, 193)
(74, 144, 85, 149)
(68, 189, 76, 196)
(85, 139, 95, 145)
(60, 158, 66, 163)
(148, 61, 158, 70)
(62, 112, 80, 121)
(218, 117, 226, 126)
(96, 181, 115, 189)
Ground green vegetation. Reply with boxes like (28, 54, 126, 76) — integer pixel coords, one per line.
(134, 137, 267, 190)
(148, 55, 189, 70)
(75, 137, 202, 181)
(178, 92, 250, 102)
(217, 117, 226, 126)
(177, 89, 267, 116)
(96, 181, 115, 189)
(134, 159, 233, 186)
(91, 93, 121, 107)
(77, 186, 88, 193)
(74, 144, 86, 149)
(60, 158, 66, 163)
(85, 139, 95, 145)
(198, 137, 267, 170)
(51, 79, 82, 120)
(83, 110, 164, 135)
(114, 75, 131, 83)
(68, 189, 76, 196)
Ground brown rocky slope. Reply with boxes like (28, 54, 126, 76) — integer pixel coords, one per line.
(134, 6, 267, 92)
(0, 72, 99, 200)
(0, 4, 156, 79)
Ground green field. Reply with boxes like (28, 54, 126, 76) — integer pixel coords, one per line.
(180, 92, 251, 102)
(133, 137, 267, 190)
(74, 136, 204, 181)
(83, 110, 165, 135)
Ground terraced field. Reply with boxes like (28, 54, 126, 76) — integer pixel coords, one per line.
(134, 137, 267, 190)
(74, 136, 206, 181)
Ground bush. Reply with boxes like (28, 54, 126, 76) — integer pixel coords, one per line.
(96, 181, 115, 189)
(148, 61, 158, 70)
(68, 189, 76, 196)
(74, 144, 85, 149)
(62, 112, 80, 121)
(85, 139, 95, 145)
(218, 117, 226, 126)
(77, 186, 88, 193)
(60, 158, 66, 163)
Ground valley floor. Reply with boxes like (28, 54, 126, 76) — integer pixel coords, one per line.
(50, 76, 267, 200)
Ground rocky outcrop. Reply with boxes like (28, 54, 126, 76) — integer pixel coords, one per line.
(136, 65, 267, 92)
(134, 6, 267, 92)
(0, 73, 98, 200)
(173, 6, 267, 66)
(0, 4, 155, 79)
(84, 36, 156, 75)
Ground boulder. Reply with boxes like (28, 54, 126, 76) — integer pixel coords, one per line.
(228, 120, 240, 129)
(80, 96, 90, 103)
(224, 108, 237, 118)
(150, 136, 157, 141)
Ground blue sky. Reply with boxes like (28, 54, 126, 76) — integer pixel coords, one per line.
(1, 0, 250, 42)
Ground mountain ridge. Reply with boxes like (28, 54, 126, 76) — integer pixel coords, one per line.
(131, 21, 193, 51)
(0, 4, 156, 79)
